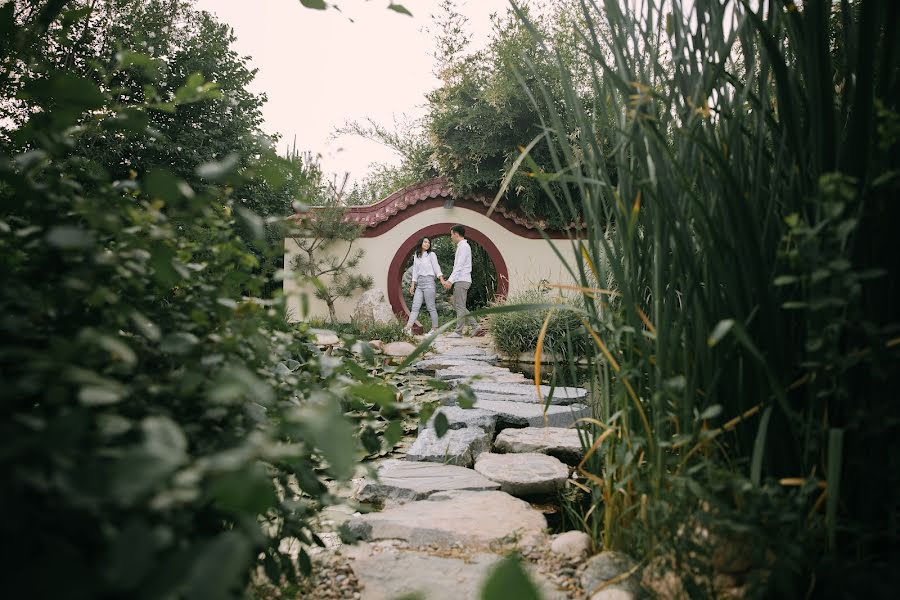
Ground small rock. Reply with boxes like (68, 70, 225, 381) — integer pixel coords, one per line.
(494, 426, 586, 464)
(369, 339, 382, 351)
(406, 427, 491, 467)
(473, 452, 569, 496)
(591, 589, 635, 600)
(581, 551, 641, 597)
(354, 289, 397, 325)
(383, 341, 417, 357)
(550, 530, 592, 559)
(311, 329, 340, 346)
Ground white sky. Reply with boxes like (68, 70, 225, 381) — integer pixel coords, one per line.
(193, 0, 514, 186)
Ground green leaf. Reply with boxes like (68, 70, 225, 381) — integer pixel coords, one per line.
(103, 107, 149, 133)
(361, 426, 381, 454)
(130, 311, 161, 342)
(480, 555, 542, 600)
(208, 466, 277, 515)
(349, 383, 396, 407)
(707, 319, 734, 347)
(384, 421, 404, 446)
(299, 0, 327, 9)
(182, 532, 253, 600)
(145, 169, 193, 203)
(751, 406, 772, 486)
(21, 71, 105, 109)
(826, 428, 844, 549)
(196, 153, 240, 181)
(773, 275, 799, 286)
(79, 385, 126, 406)
(160, 332, 199, 355)
(782, 301, 808, 310)
(434, 412, 450, 437)
(426, 377, 451, 391)
(97, 335, 137, 367)
(388, 3, 413, 16)
(699, 404, 723, 420)
(45, 226, 93, 249)
(301, 397, 357, 479)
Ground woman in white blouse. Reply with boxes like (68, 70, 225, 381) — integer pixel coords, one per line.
(404, 237, 444, 334)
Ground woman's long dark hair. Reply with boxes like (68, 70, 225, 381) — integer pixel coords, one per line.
(413, 236, 430, 258)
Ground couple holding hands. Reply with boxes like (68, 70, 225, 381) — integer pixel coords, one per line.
(403, 224, 480, 338)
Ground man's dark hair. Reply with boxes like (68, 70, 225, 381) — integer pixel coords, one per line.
(450, 224, 466, 238)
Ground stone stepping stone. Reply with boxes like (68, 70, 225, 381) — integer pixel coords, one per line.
(345, 542, 568, 600)
(494, 426, 587, 464)
(469, 381, 588, 403)
(356, 460, 500, 503)
(405, 426, 490, 467)
(382, 341, 417, 357)
(468, 398, 591, 428)
(414, 357, 487, 370)
(466, 390, 580, 407)
(420, 405, 497, 434)
(434, 365, 525, 382)
(438, 347, 499, 361)
(311, 329, 340, 346)
(345, 489, 547, 548)
(474, 452, 569, 496)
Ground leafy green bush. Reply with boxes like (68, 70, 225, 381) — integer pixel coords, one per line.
(307, 318, 414, 344)
(486, 290, 588, 360)
(0, 5, 412, 598)
(517, 0, 900, 595)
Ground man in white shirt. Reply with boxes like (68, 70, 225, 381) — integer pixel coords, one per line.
(442, 224, 479, 337)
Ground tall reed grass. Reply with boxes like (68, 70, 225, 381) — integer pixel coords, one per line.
(512, 0, 899, 595)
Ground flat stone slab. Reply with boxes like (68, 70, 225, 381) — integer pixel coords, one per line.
(382, 341, 417, 357)
(311, 329, 340, 346)
(470, 398, 591, 428)
(469, 381, 589, 404)
(437, 347, 498, 361)
(406, 426, 491, 467)
(420, 406, 497, 435)
(345, 490, 547, 548)
(414, 357, 487, 370)
(494, 427, 586, 464)
(434, 365, 506, 380)
(356, 460, 500, 503)
(474, 452, 569, 496)
(345, 542, 568, 600)
(466, 390, 575, 407)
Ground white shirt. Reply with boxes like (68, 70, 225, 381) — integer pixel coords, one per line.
(448, 239, 472, 284)
(411, 251, 442, 280)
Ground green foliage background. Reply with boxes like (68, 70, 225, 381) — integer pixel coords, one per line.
(0, 1, 415, 597)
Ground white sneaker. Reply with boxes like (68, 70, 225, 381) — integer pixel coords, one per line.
(446, 332, 463, 338)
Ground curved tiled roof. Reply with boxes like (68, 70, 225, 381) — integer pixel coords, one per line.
(342, 176, 548, 232)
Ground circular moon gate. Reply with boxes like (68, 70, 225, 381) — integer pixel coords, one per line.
(386, 223, 509, 328)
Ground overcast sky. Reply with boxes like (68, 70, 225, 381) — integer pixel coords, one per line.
(192, 0, 514, 187)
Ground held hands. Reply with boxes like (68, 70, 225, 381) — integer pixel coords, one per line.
(442, 279, 452, 290)
(409, 284, 415, 295)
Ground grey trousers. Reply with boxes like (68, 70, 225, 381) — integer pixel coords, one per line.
(452, 281, 477, 332)
(407, 276, 439, 330)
